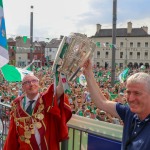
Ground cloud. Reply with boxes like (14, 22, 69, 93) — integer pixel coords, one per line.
(4, 0, 150, 40)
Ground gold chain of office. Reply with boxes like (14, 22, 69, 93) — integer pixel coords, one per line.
(11, 97, 45, 144)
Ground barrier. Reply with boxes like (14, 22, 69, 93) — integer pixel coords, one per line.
(0, 103, 123, 150)
(0, 102, 11, 150)
(67, 115, 122, 150)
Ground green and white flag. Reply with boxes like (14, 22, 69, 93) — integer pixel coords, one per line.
(79, 74, 87, 87)
(140, 65, 146, 70)
(0, 0, 9, 68)
(118, 68, 129, 83)
(1, 64, 33, 82)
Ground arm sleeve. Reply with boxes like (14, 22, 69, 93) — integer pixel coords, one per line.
(116, 103, 130, 122)
(42, 84, 72, 141)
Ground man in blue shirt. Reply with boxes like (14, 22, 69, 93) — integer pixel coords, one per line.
(83, 60, 150, 150)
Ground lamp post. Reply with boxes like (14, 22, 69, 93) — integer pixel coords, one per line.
(41, 48, 42, 67)
(46, 48, 49, 67)
(125, 38, 128, 67)
(111, 0, 117, 86)
(30, 5, 34, 70)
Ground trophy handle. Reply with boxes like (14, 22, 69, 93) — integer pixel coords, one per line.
(68, 50, 91, 81)
(52, 36, 67, 72)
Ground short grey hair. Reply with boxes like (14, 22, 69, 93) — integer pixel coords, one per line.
(127, 72, 150, 90)
(22, 74, 39, 83)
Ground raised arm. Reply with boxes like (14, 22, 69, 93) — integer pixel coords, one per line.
(83, 59, 120, 118)
(56, 75, 64, 99)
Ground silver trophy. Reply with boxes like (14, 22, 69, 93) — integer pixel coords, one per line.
(52, 32, 96, 81)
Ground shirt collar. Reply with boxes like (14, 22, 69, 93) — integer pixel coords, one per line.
(134, 114, 150, 125)
(26, 93, 40, 104)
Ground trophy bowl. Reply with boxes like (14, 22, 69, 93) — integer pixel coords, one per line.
(52, 33, 96, 81)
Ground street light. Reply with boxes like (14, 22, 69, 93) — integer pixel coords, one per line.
(111, 0, 117, 86)
(46, 48, 49, 67)
(125, 38, 128, 66)
(30, 5, 34, 70)
(40, 47, 42, 67)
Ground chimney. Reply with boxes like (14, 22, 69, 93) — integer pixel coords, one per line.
(96, 24, 101, 32)
(60, 35, 64, 39)
(142, 26, 148, 33)
(127, 22, 132, 34)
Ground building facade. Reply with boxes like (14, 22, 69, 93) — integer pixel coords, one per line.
(8, 23, 150, 69)
(91, 22, 150, 68)
(45, 36, 63, 66)
(8, 37, 46, 68)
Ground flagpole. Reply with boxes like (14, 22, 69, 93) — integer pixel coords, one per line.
(30, 5, 34, 71)
(125, 38, 128, 66)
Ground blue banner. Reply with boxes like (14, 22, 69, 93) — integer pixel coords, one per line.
(0, 0, 9, 68)
(88, 134, 121, 150)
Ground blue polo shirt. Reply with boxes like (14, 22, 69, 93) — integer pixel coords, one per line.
(116, 103, 150, 150)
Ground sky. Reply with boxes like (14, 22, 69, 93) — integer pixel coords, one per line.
(3, 0, 150, 41)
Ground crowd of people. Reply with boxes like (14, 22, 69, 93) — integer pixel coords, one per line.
(0, 64, 149, 126)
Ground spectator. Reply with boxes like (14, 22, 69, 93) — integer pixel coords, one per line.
(83, 59, 150, 150)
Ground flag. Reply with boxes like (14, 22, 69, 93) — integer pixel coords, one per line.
(79, 74, 87, 87)
(1, 64, 33, 82)
(140, 65, 146, 70)
(23, 36, 28, 43)
(109, 44, 113, 49)
(109, 93, 118, 100)
(118, 68, 130, 83)
(23, 59, 35, 70)
(96, 42, 101, 48)
(0, 0, 9, 68)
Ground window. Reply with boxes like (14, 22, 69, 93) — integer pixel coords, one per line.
(137, 42, 141, 47)
(145, 52, 148, 59)
(105, 52, 109, 58)
(97, 62, 100, 67)
(137, 52, 140, 59)
(129, 52, 133, 59)
(120, 52, 123, 58)
(97, 51, 100, 58)
(18, 61, 25, 67)
(145, 42, 148, 47)
(130, 42, 133, 48)
(120, 42, 124, 48)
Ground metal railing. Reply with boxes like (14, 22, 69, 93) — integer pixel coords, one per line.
(0, 102, 11, 149)
(66, 125, 121, 150)
(0, 103, 123, 150)
(66, 115, 122, 150)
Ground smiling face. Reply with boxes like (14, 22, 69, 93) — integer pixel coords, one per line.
(22, 75, 39, 98)
(126, 82, 150, 120)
